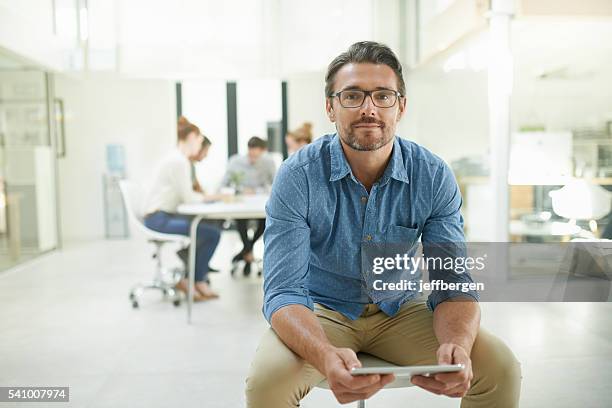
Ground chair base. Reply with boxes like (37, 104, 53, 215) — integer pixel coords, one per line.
(129, 277, 182, 309)
(129, 239, 185, 309)
(129, 238, 187, 309)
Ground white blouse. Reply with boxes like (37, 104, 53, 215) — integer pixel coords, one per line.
(143, 148, 203, 215)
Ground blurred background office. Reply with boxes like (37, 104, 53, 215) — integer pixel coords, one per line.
(1, 1, 612, 407)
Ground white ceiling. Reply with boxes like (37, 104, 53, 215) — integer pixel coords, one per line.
(78, 1, 612, 81)
(0, 48, 30, 70)
(106, 0, 377, 78)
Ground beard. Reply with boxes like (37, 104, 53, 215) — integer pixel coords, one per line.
(338, 117, 394, 151)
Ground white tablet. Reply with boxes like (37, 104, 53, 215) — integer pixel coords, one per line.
(350, 364, 464, 377)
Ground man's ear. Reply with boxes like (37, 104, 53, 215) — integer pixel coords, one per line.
(325, 98, 336, 122)
(396, 96, 407, 122)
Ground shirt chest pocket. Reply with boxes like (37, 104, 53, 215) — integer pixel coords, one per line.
(385, 225, 420, 247)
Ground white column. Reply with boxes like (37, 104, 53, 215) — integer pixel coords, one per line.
(487, 0, 514, 242)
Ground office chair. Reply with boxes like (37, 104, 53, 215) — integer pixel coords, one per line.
(118, 180, 189, 309)
(316, 353, 415, 408)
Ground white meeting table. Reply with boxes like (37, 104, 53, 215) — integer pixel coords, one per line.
(177, 194, 268, 323)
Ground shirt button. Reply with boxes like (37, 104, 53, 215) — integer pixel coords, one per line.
(361, 196, 368, 203)
(365, 234, 372, 241)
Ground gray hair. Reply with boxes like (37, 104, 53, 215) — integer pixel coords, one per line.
(325, 41, 406, 98)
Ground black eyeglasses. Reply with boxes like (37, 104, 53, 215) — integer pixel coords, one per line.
(329, 89, 403, 108)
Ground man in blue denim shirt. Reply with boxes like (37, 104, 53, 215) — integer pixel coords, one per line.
(246, 42, 520, 408)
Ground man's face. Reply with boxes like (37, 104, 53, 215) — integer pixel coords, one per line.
(325, 63, 406, 151)
(248, 147, 265, 164)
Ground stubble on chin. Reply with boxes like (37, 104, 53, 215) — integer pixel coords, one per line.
(341, 127, 393, 151)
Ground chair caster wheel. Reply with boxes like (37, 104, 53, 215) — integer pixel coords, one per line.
(129, 293, 135, 301)
(132, 301, 139, 309)
(173, 299, 181, 307)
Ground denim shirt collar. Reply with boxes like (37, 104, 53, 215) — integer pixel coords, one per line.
(329, 134, 410, 185)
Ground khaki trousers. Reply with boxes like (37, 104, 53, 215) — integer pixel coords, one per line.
(246, 301, 521, 407)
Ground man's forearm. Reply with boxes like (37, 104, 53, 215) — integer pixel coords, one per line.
(270, 304, 334, 372)
(433, 298, 480, 354)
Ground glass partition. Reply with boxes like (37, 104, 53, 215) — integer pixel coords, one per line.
(0, 51, 59, 271)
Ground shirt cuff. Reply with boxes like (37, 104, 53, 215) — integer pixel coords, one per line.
(263, 292, 314, 323)
(427, 290, 480, 311)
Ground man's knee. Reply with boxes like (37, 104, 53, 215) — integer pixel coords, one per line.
(470, 330, 522, 403)
(245, 368, 275, 407)
(245, 361, 315, 408)
(245, 329, 312, 408)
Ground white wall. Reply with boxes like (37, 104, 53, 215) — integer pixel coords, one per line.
(236, 79, 282, 154)
(287, 72, 336, 140)
(181, 79, 228, 193)
(55, 73, 175, 241)
(399, 67, 490, 163)
(511, 20, 612, 131)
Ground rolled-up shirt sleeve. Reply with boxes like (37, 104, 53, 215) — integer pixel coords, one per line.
(262, 163, 312, 323)
(422, 162, 479, 311)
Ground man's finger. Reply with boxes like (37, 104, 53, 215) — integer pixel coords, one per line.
(440, 382, 470, 398)
(434, 371, 467, 384)
(411, 375, 448, 393)
(437, 344, 454, 365)
(332, 348, 370, 388)
(410, 380, 443, 395)
(380, 374, 395, 386)
(337, 348, 361, 370)
(337, 372, 380, 389)
(335, 373, 393, 397)
(436, 348, 471, 384)
(351, 374, 394, 393)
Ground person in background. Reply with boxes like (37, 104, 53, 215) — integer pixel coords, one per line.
(179, 115, 216, 195)
(285, 122, 313, 155)
(143, 119, 222, 301)
(222, 137, 276, 276)
(190, 134, 212, 193)
(175, 132, 222, 274)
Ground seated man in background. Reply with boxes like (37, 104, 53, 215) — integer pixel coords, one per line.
(222, 136, 276, 276)
(246, 41, 521, 407)
(143, 118, 222, 301)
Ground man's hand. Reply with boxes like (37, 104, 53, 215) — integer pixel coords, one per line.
(410, 343, 473, 398)
(323, 347, 395, 404)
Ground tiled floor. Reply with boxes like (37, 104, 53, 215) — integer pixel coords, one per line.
(0, 235, 611, 407)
